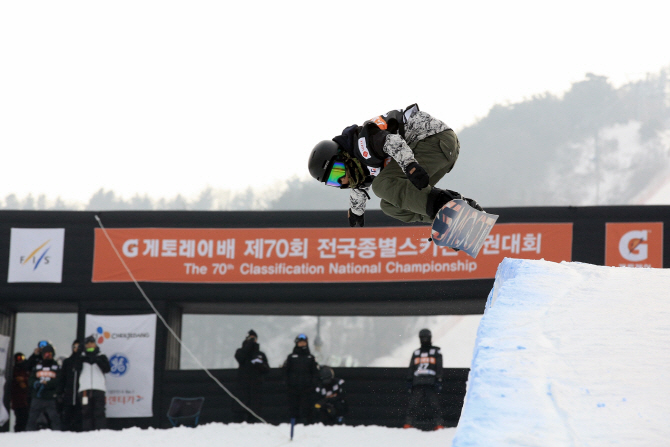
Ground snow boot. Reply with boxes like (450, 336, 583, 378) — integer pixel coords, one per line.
(426, 187, 462, 220)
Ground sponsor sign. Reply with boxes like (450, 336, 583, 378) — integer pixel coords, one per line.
(358, 137, 372, 159)
(7, 228, 65, 283)
(605, 222, 663, 268)
(0, 334, 10, 426)
(92, 224, 573, 283)
(85, 314, 157, 418)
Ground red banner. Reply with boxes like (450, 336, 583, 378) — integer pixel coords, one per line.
(92, 224, 573, 283)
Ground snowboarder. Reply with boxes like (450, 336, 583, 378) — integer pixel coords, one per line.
(308, 104, 482, 226)
(283, 333, 319, 425)
(314, 366, 348, 425)
(234, 330, 270, 422)
(404, 329, 445, 430)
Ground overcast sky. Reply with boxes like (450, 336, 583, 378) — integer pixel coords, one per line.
(1, 1, 669, 204)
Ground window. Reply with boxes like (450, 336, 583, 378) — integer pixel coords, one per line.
(180, 314, 482, 369)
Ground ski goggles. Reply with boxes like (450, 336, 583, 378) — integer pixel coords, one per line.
(38, 340, 49, 349)
(324, 160, 347, 187)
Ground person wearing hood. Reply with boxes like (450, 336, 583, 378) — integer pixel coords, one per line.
(61, 339, 82, 431)
(404, 329, 445, 430)
(26, 344, 63, 431)
(234, 330, 270, 422)
(283, 333, 319, 425)
(74, 335, 110, 431)
(308, 104, 482, 226)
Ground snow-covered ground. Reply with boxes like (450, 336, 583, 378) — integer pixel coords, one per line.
(3, 258, 669, 446)
(453, 258, 670, 447)
(1, 423, 456, 447)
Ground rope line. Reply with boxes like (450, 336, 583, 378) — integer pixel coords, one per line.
(94, 215, 282, 431)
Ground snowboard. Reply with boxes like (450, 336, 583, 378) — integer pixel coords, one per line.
(430, 199, 498, 258)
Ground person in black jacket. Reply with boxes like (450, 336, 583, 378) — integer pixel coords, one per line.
(74, 336, 111, 431)
(233, 330, 270, 422)
(10, 353, 30, 432)
(404, 329, 444, 430)
(61, 340, 82, 432)
(26, 344, 63, 431)
(283, 333, 319, 425)
(314, 366, 347, 425)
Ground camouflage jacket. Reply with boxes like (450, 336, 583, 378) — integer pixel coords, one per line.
(348, 105, 450, 215)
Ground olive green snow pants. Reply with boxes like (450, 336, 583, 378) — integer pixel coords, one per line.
(371, 129, 460, 223)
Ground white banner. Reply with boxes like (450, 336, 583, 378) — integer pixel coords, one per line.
(85, 314, 157, 418)
(7, 228, 65, 283)
(0, 334, 10, 426)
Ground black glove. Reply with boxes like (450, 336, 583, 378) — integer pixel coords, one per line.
(406, 162, 429, 190)
(348, 209, 364, 227)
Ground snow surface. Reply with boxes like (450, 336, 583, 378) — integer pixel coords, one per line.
(453, 258, 670, 447)
(4, 258, 670, 446)
(1, 423, 456, 447)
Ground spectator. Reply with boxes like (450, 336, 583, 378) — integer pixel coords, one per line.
(234, 330, 270, 422)
(314, 366, 347, 425)
(283, 333, 319, 425)
(61, 340, 82, 432)
(404, 329, 444, 430)
(75, 335, 110, 431)
(10, 352, 30, 432)
(26, 340, 50, 372)
(26, 344, 63, 431)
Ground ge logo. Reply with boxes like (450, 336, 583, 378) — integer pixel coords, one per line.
(619, 230, 648, 262)
(110, 354, 130, 377)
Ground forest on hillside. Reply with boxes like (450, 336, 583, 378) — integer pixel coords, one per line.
(3, 69, 669, 211)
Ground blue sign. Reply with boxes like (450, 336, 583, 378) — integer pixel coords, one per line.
(110, 354, 130, 376)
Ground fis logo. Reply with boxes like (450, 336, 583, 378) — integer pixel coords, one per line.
(8, 228, 65, 283)
(20, 239, 52, 270)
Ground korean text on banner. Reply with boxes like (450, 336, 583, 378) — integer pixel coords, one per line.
(8, 228, 65, 283)
(85, 314, 157, 418)
(92, 224, 573, 283)
(0, 334, 10, 426)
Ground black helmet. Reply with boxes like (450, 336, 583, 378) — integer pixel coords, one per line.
(319, 366, 334, 382)
(419, 328, 432, 345)
(308, 140, 340, 183)
(419, 328, 432, 338)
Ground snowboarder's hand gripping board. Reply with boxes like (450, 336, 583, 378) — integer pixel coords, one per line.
(431, 199, 498, 258)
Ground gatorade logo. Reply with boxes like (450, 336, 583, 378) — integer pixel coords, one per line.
(605, 223, 663, 268)
(619, 230, 648, 262)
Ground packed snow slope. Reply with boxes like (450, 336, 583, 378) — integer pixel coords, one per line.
(452, 258, 670, 447)
(2, 423, 456, 447)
